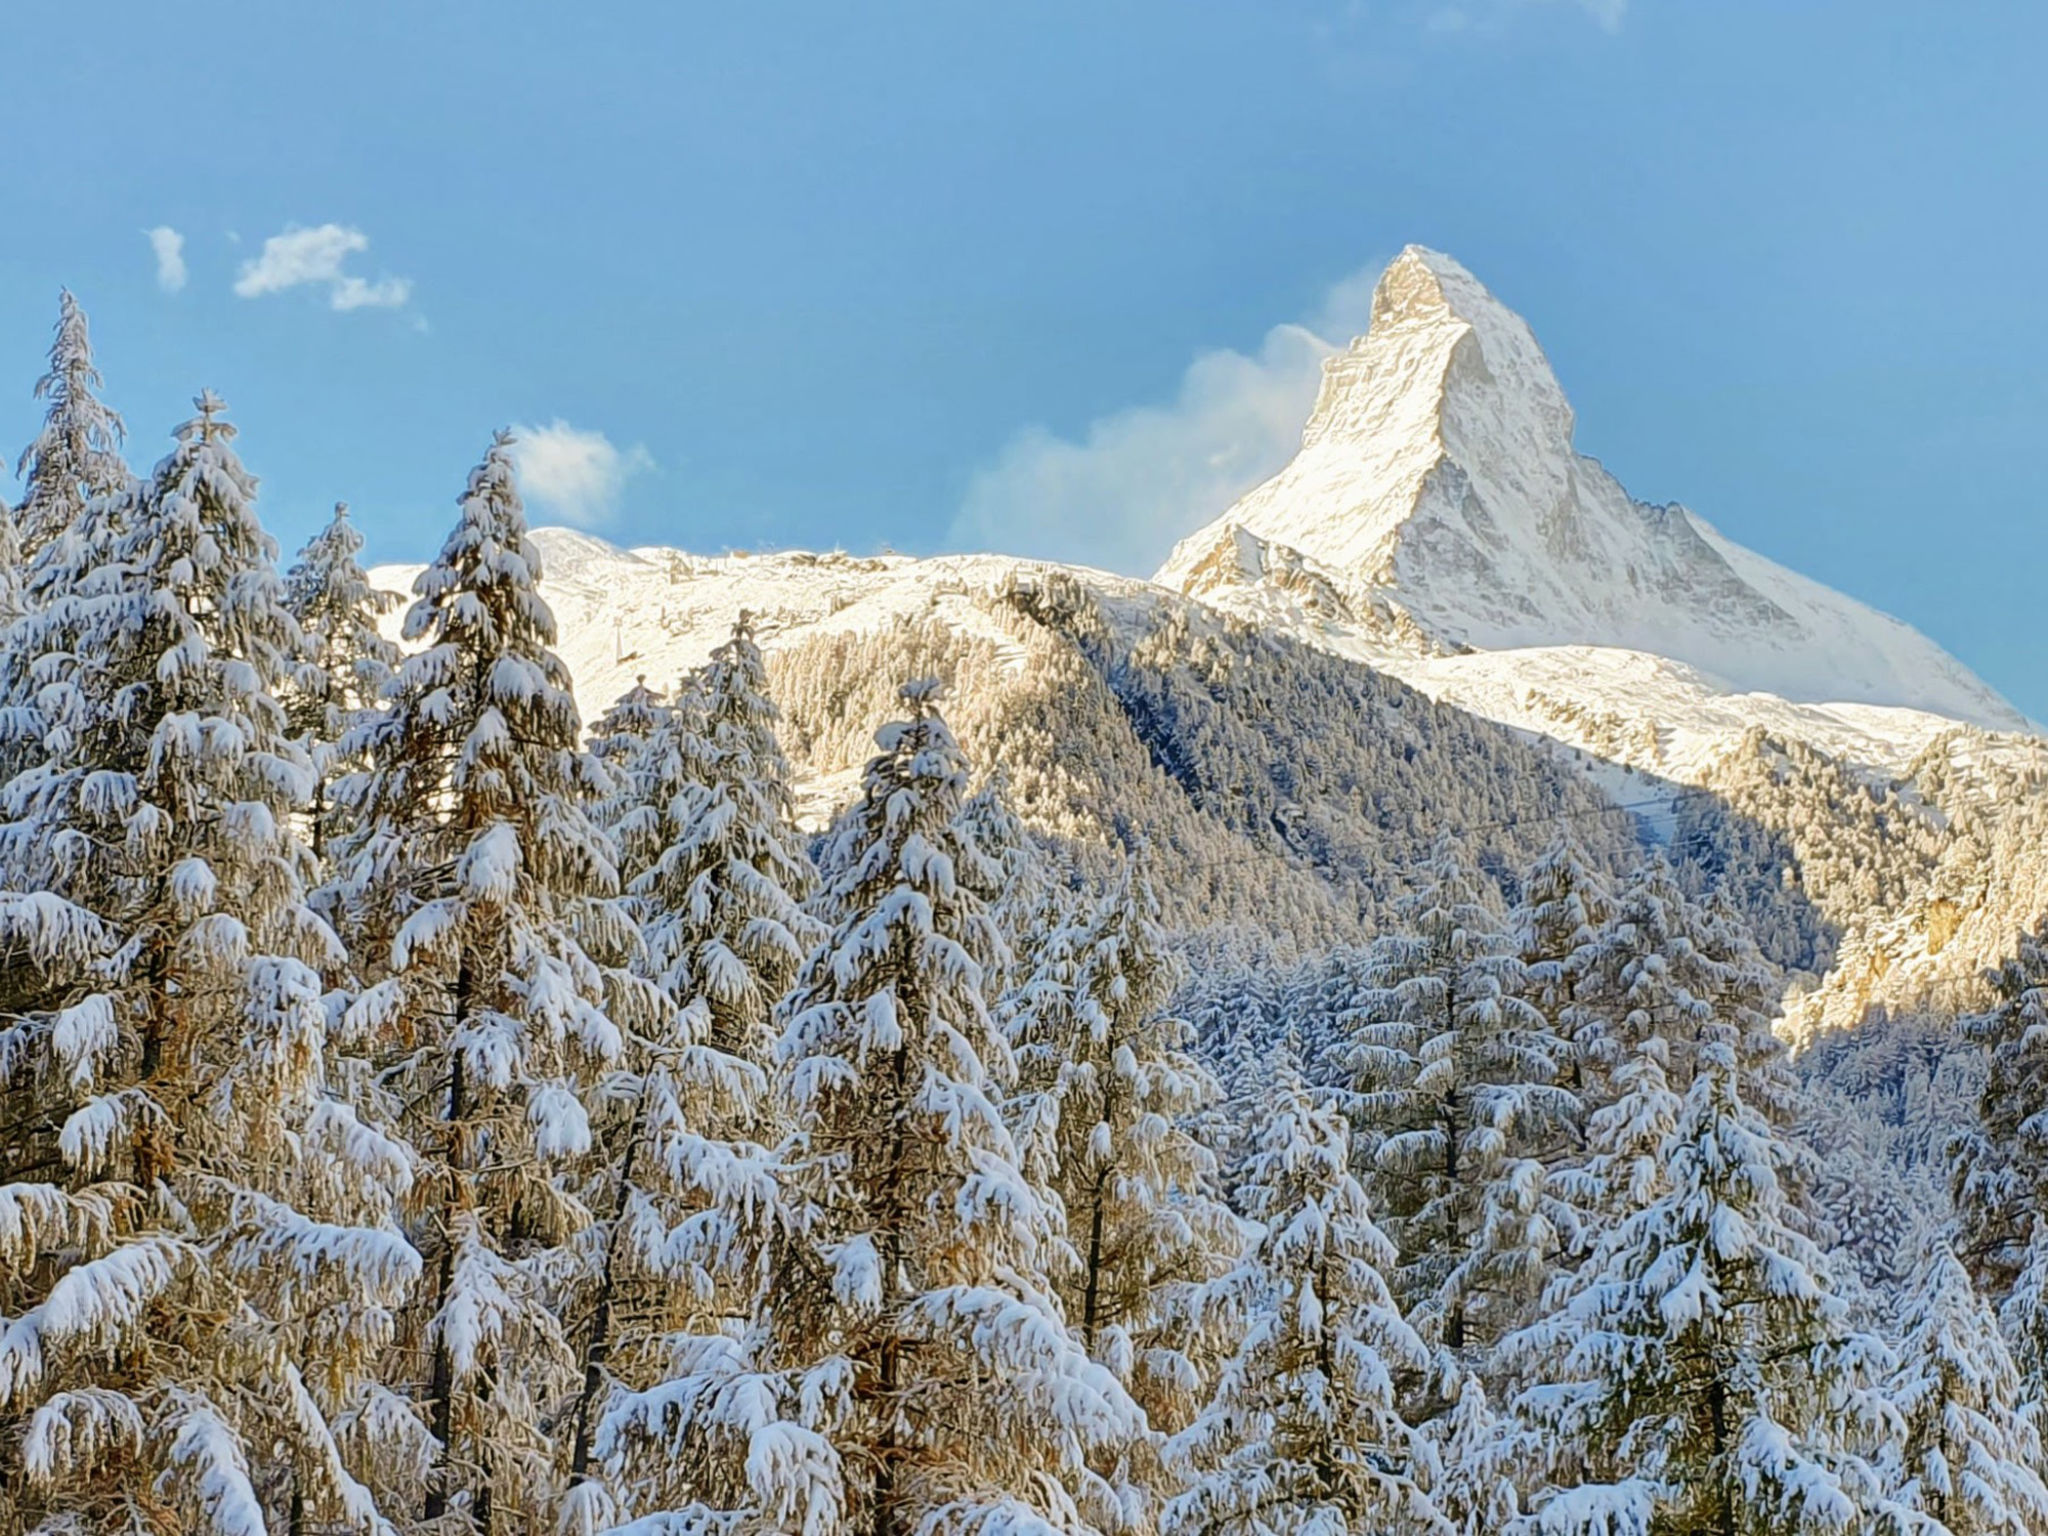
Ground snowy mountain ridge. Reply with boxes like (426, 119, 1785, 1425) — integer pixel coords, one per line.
(371, 247, 2035, 809)
(1157, 246, 2028, 736)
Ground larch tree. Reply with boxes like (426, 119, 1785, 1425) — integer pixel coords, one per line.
(0, 495, 24, 629)
(603, 684, 1144, 1536)
(14, 289, 128, 577)
(586, 672, 668, 864)
(1884, 1242, 2048, 1536)
(561, 616, 819, 1530)
(1515, 837, 1611, 1103)
(1328, 848, 1580, 1362)
(1163, 1060, 1446, 1536)
(1949, 917, 2048, 1313)
(329, 431, 646, 1533)
(1006, 862, 1243, 1522)
(0, 393, 419, 1536)
(1571, 859, 1794, 1122)
(281, 502, 401, 864)
(1513, 1041, 1897, 1536)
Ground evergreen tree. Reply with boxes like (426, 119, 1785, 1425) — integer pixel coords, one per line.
(588, 674, 666, 777)
(0, 495, 24, 628)
(1163, 1061, 1445, 1536)
(1572, 858, 1794, 1122)
(0, 393, 418, 1535)
(1949, 918, 2048, 1308)
(1427, 1374, 1537, 1536)
(281, 502, 401, 862)
(1008, 862, 1242, 1455)
(1514, 1042, 1894, 1536)
(1885, 1243, 2048, 1536)
(330, 431, 643, 1531)
(1515, 837, 1610, 1101)
(15, 289, 128, 574)
(586, 672, 668, 860)
(1329, 849, 1579, 1359)
(605, 684, 1144, 1535)
(562, 617, 819, 1528)
(956, 770, 1054, 992)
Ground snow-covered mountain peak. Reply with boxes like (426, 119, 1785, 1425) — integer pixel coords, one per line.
(1157, 247, 2029, 734)
(1304, 245, 1573, 459)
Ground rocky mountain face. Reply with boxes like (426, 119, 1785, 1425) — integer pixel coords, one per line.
(1158, 245, 2028, 734)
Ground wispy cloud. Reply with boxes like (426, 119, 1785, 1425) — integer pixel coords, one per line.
(947, 264, 1384, 577)
(1429, 0, 1627, 35)
(146, 226, 187, 293)
(508, 421, 656, 529)
(233, 223, 412, 311)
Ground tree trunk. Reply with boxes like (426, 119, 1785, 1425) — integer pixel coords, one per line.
(424, 955, 474, 1528)
(569, 1077, 651, 1483)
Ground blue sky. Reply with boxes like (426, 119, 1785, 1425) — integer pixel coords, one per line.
(3, 1, 2044, 715)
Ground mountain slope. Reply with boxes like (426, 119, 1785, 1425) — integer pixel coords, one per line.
(1157, 245, 2026, 734)
(371, 532, 1639, 948)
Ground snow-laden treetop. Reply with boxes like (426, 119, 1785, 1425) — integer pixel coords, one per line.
(1158, 246, 2028, 732)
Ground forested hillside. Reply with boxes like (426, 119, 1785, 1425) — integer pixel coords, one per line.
(7, 296, 2048, 1536)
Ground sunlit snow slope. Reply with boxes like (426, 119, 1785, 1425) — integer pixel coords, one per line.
(1155, 246, 2029, 751)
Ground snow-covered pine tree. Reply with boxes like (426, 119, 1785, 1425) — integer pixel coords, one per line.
(589, 674, 666, 776)
(0, 392, 419, 1536)
(630, 615, 816, 1067)
(602, 683, 1143, 1535)
(1163, 1058, 1445, 1536)
(560, 616, 820, 1528)
(956, 769, 1053, 992)
(1515, 837, 1611, 1102)
(1513, 1040, 1896, 1536)
(329, 431, 646, 1532)
(1693, 888, 1801, 1131)
(1570, 858, 1795, 1125)
(281, 502, 401, 863)
(587, 672, 668, 851)
(1949, 917, 2048, 1308)
(1884, 1242, 2048, 1536)
(14, 289, 128, 577)
(1179, 953, 1289, 1199)
(0, 495, 24, 629)
(1007, 861, 1241, 1451)
(1328, 847, 1580, 1361)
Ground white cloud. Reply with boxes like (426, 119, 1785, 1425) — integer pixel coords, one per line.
(146, 226, 187, 292)
(947, 264, 1383, 576)
(233, 223, 412, 311)
(508, 420, 656, 529)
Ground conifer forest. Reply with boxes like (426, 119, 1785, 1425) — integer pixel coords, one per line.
(6, 290, 2048, 1536)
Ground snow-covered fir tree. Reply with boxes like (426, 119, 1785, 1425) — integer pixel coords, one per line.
(1163, 1057, 1446, 1536)
(13, 290, 128, 577)
(586, 671, 668, 858)
(1328, 848, 1580, 1361)
(1884, 1242, 2048, 1536)
(589, 674, 667, 777)
(0, 495, 24, 629)
(329, 431, 646, 1531)
(1950, 916, 2048, 1312)
(602, 683, 1144, 1535)
(1571, 856, 1795, 1126)
(1006, 860, 1242, 1483)
(1515, 837, 1611, 1101)
(566, 617, 821, 1527)
(0, 392, 419, 1535)
(1514, 1041, 1896, 1536)
(281, 502, 402, 862)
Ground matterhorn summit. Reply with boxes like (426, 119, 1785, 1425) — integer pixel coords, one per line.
(1159, 246, 2026, 733)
